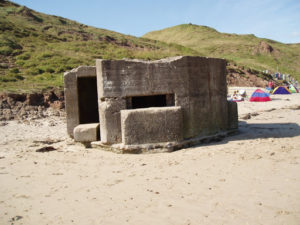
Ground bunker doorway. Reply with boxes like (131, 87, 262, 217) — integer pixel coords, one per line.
(77, 77, 99, 124)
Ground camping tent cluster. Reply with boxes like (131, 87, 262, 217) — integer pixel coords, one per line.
(234, 84, 299, 103)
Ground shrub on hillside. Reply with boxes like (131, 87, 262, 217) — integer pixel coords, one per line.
(16, 53, 31, 60)
(0, 46, 13, 55)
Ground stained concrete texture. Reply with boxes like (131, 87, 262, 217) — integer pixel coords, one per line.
(121, 106, 183, 145)
(73, 123, 100, 143)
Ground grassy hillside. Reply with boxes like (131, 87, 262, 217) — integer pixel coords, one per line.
(0, 1, 197, 93)
(2, 1, 299, 94)
(144, 24, 300, 81)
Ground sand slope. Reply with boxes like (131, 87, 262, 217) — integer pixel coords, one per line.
(0, 90, 300, 225)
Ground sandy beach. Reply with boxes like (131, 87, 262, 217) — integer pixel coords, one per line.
(0, 87, 300, 225)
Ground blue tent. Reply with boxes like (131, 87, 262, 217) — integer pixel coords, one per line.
(272, 86, 291, 95)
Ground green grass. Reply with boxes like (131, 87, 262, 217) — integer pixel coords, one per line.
(0, 1, 197, 93)
(144, 24, 300, 81)
(2, 1, 299, 94)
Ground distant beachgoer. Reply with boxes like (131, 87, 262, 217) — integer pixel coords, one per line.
(239, 89, 247, 97)
(268, 81, 272, 89)
(231, 91, 244, 101)
(231, 91, 237, 100)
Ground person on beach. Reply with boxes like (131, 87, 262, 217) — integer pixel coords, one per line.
(268, 81, 273, 89)
(231, 91, 238, 100)
(231, 91, 244, 101)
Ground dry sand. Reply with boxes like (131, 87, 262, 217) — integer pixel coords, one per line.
(1, 87, 300, 225)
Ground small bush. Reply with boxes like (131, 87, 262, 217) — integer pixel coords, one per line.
(9, 68, 20, 74)
(26, 67, 44, 75)
(16, 6, 25, 13)
(0, 35, 22, 49)
(3, 7, 16, 15)
(59, 18, 67, 25)
(56, 66, 65, 73)
(0, 76, 17, 82)
(40, 52, 53, 58)
(16, 53, 31, 60)
(22, 61, 37, 68)
(39, 65, 55, 73)
(37, 75, 45, 80)
(37, 68, 45, 74)
(46, 67, 55, 73)
(14, 74, 25, 80)
(65, 65, 73, 70)
(0, 63, 9, 69)
(0, 46, 13, 55)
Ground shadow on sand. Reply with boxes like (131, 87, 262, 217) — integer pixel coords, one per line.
(236, 121, 300, 139)
(190, 120, 300, 149)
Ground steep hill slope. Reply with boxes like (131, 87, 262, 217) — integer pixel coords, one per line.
(0, 1, 197, 93)
(144, 24, 300, 81)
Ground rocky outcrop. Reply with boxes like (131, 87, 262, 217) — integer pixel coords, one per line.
(253, 41, 274, 54)
(0, 90, 64, 121)
(226, 64, 272, 87)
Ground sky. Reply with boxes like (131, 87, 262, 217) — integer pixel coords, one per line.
(11, 0, 300, 44)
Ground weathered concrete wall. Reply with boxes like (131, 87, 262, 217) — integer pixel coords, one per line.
(64, 66, 96, 136)
(120, 107, 183, 145)
(99, 97, 126, 144)
(227, 101, 238, 130)
(96, 56, 228, 143)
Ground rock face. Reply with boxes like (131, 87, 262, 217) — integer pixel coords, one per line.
(253, 41, 274, 54)
(226, 64, 271, 87)
(0, 90, 64, 121)
(64, 56, 238, 152)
